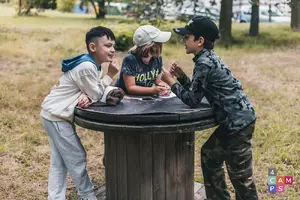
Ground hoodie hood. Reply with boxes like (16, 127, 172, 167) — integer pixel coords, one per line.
(61, 54, 101, 72)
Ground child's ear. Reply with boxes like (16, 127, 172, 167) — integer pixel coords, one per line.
(198, 36, 204, 47)
(89, 42, 96, 53)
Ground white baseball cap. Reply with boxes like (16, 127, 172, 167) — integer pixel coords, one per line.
(131, 25, 171, 49)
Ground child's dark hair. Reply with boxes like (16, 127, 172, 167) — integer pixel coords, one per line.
(85, 26, 116, 53)
(194, 34, 215, 50)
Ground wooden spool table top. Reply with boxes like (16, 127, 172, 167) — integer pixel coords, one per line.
(74, 95, 217, 133)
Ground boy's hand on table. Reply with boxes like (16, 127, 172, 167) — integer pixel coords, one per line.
(78, 93, 91, 108)
(106, 88, 125, 105)
(107, 59, 120, 78)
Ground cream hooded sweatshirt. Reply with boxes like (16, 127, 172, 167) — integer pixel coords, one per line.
(41, 61, 114, 122)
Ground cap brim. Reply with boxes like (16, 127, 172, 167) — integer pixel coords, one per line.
(173, 28, 191, 36)
(153, 31, 171, 43)
(128, 45, 138, 52)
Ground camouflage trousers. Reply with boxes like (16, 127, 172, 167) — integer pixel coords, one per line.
(201, 122, 258, 200)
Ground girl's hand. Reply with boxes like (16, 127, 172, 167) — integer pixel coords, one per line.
(155, 82, 171, 96)
(158, 87, 171, 96)
(153, 85, 167, 94)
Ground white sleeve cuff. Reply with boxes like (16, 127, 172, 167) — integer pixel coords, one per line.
(100, 86, 119, 103)
(102, 75, 113, 87)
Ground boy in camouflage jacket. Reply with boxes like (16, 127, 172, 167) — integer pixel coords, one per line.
(161, 16, 258, 200)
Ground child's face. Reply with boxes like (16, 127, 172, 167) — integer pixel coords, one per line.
(91, 36, 116, 63)
(141, 42, 162, 59)
(149, 42, 162, 58)
(182, 34, 203, 55)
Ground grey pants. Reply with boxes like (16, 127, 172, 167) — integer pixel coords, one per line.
(41, 117, 97, 200)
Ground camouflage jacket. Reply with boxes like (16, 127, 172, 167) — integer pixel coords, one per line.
(171, 49, 256, 134)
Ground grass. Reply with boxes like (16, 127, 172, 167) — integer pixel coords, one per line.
(0, 5, 300, 200)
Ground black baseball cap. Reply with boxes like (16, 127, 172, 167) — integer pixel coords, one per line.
(173, 16, 220, 42)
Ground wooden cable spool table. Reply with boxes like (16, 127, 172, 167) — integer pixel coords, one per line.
(74, 95, 218, 200)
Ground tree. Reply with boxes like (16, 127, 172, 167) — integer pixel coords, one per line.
(80, 0, 105, 18)
(291, 0, 300, 31)
(18, 0, 22, 15)
(57, 0, 74, 12)
(17, 0, 56, 16)
(95, 0, 106, 18)
(17, 0, 33, 16)
(249, 0, 259, 36)
(219, 0, 233, 43)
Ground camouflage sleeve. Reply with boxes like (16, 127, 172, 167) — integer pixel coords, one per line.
(171, 64, 209, 108)
(177, 73, 192, 90)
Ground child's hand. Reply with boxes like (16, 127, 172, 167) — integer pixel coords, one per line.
(107, 60, 120, 78)
(78, 93, 91, 108)
(156, 81, 170, 89)
(158, 86, 171, 96)
(169, 63, 184, 78)
(106, 88, 125, 105)
(155, 82, 171, 96)
(153, 85, 167, 94)
(161, 68, 176, 86)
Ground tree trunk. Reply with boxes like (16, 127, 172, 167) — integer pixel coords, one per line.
(249, 0, 259, 36)
(18, 0, 22, 16)
(24, 0, 32, 15)
(85, 6, 89, 14)
(90, 0, 99, 18)
(219, 0, 233, 44)
(96, 0, 105, 18)
(291, 0, 300, 31)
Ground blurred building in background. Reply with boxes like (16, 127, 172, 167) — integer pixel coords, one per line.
(71, 0, 291, 23)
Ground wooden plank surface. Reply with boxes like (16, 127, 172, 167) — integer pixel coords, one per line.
(96, 182, 206, 200)
(102, 132, 205, 200)
(194, 182, 207, 200)
(139, 135, 153, 200)
(165, 134, 177, 200)
(176, 133, 186, 199)
(126, 135, 140, 200)
(116, 135, 127, 200)
(152, 135, 166, 200)
(185, 133, 195, 200)
(104, 133, 117, 200)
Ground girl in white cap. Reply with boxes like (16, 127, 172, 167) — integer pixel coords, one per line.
(115, 25, 171, 96)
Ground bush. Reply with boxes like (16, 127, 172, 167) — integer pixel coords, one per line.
(56, 0, 75, 12)
(111, 21, 185, 51)
(112, 23, 137, 51)
(114, 34, 132, 51)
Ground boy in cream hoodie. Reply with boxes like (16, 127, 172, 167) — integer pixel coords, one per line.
(41, 26, 123, 200)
